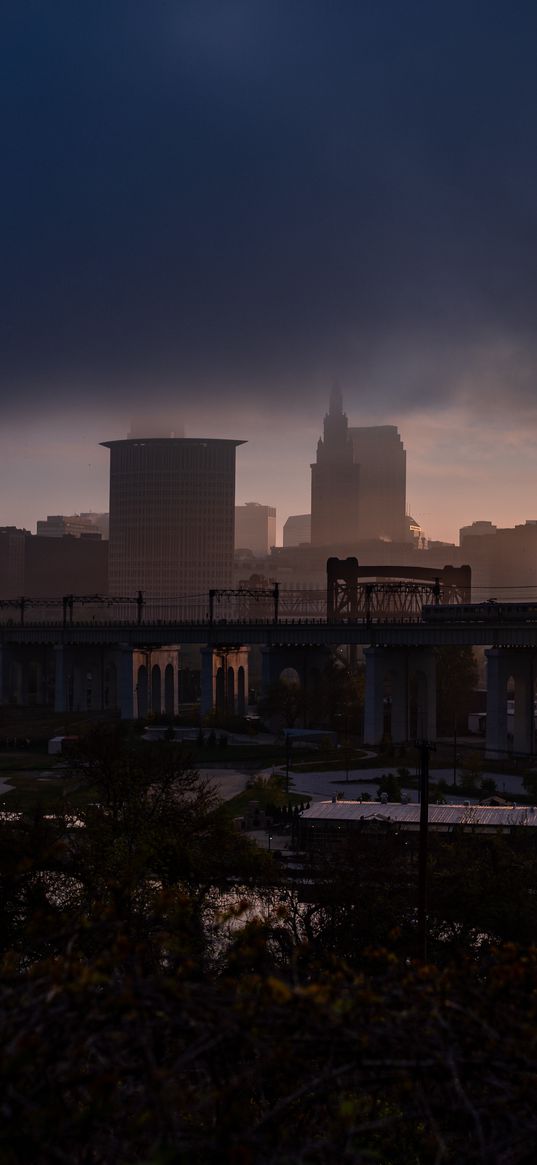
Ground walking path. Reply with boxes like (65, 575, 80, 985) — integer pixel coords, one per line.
(259, 765, 527, 804)
(199, 767, 250, 801)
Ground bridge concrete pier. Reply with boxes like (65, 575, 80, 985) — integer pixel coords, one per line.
(53, 645, 118, 714)
(200, 646, 249, 718)
(364, 647, 436, 746)
(0, 644, 7, 705)
(486, 648, 536, 758)
(54, 645, 66, 712)
(117, 645, 134, 719)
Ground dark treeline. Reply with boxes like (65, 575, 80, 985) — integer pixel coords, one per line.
(1, 725, 536, 1163)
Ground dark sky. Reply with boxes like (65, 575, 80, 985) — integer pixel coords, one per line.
(2, 1, 537, 539)
(2, 0, 537, 419)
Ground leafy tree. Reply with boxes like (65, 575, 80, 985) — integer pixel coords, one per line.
(259, 677, 305, 728)
(259, 659, 365, 733)
(5, 729, 537, 1161)
(523, 769, 537, 802)
(460, 750, 483, 792)
(376, 772, 402, 802)
(0, 726, 269, 970)
(436, 645, 479, 734)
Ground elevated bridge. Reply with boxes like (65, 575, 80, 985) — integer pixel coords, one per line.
(1, 561, 535, 759)
(3, 608, 537, 648)
(0, 559, 471, 628)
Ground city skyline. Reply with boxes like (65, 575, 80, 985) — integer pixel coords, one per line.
(2, 398, 537, 548)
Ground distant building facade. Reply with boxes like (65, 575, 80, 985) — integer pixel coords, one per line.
(283, 514, 311, 547)
(310, 388, 407, 549)
(235, 502, 276, 555)
(80, 512, 109, 539)
(460, 520, 537, 600)
(459, 520, 498, 542)
(103, 437, 244, 611)
(25, 536, 108, 596)
(0, 527, 27, 595)
(0, 528, 108, 599)
(405, 515, 427, 549)
(349, 424, 407, 543)
(36, 514, 102, 539)
(233, 539, 463, 593)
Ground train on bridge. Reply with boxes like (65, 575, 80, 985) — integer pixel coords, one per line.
(422, 601, 537, 624)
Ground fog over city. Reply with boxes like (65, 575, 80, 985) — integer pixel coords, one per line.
(2, 1, 537, 539)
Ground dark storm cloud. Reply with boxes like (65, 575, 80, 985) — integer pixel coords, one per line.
(2, 0, 537, 420)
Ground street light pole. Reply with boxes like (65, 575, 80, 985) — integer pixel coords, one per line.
(453, 715, 457, 789)
(416, 738, 434, 962)
(345, 707, 350, 783)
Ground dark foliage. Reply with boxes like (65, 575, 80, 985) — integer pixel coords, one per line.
(2, 936, 537, 1164)
(436, 646, 479, 734)
(1, 727, 537, 1162)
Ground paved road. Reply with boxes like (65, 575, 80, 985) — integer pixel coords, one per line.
(199, 767, 251, 801)
(260, 765, 527, 804)
(1, 754, 526, 809)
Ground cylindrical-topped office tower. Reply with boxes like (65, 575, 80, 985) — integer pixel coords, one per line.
(102, 437, 245, 616)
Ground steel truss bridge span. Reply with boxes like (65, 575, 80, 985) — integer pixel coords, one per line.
(0, 579, 464, 628)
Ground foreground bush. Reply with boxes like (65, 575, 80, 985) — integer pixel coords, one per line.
(1, 933, 536, 1164)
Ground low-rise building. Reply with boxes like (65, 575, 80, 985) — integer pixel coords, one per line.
(283, 514, 311, 547)
(36, 514, 103, 539)
(235, 502, 276, 556)
(300, 801, 537, 844)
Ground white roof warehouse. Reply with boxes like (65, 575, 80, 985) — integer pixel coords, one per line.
(300, 801, 537, 837)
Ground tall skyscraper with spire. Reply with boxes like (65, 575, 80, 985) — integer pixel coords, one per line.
(310, 386, 361, 546)
(311, 388, 407, 548)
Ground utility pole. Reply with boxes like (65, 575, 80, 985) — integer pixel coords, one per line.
(416, 738, 435, 962)
(285, 733, 291, 797)
(453, 714, 457, 789)
(344, 705, 350, 782)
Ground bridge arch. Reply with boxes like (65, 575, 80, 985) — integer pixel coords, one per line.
(227, 666, 235, 713)
(104, 661, 116, 710)
(151, 665, 161, 716)
(136, 665, 148, 718)
(215, 666, 225, 713)
(164, 663, 175, 717)
(237, 665, 246, 715)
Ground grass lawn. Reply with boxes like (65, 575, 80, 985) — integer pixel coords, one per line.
(290, 750, 368, 773)
(0, 751, 54, 772)
(0, 708, 119, 743)
(2, 772, 307, 818)
(184, 742, 319, 766)
(0, 772, 97, 813)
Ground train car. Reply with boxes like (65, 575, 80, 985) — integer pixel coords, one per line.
(422, 602, 537, 623)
